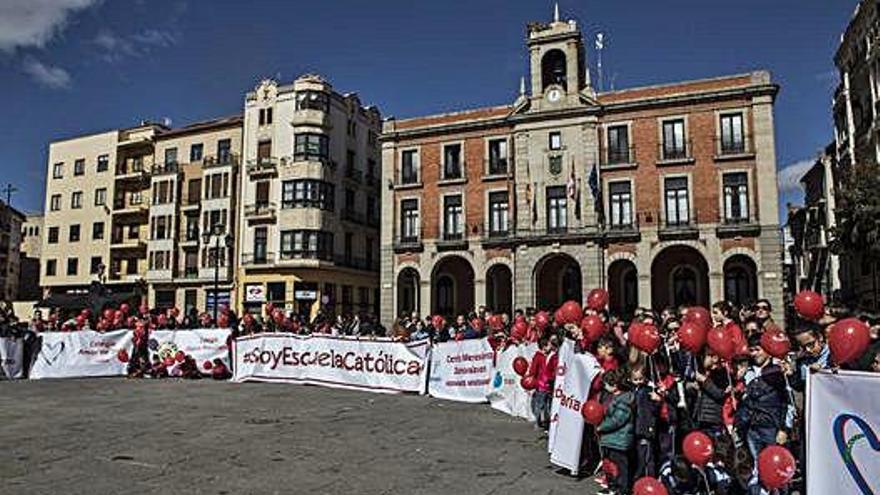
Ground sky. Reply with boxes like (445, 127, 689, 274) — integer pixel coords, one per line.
(0, 0, 854, 219)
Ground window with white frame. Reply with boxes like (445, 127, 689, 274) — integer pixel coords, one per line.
(608, 181, 633, 228)
(488, 139, 508, 175)
(488, 191, 509, 235)
(719, 113, 745, 155)
(71, 191, 83, 209)
(723, 172, 749, 223)
(401, 150, 418, 184)
(443, 144, 462, 180)
(443, 195, 463, 239)
(664, 177, 690, 226)
(546, 186, 568, 232)
(400, 199, 419, 241)
(661, 119, 687, 160)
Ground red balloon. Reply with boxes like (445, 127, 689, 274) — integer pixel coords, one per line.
(431, 315, 446, 329)
(472, 318, 486, 331)
(682, 431, 714, 466)
(828, 318, 872, 364)
(727, 323, 748, 358)
(272, 309, 285, 325)
(175, 351, 186, 363)
(757, 445, 796, 490)
(119, 303, 130, 315)
(512, 356, 529, 376)
(559, 300, 583, 325)
(683, 307, 711, 331)
(534, 311, 550, 330)
(793, 290, 824, 321)
(581, 400, 605, 426)
(75, 315, 86, 327)
(116, 349, 129, 363)
(80, 308, 92, 319)
(488, 314, 504, 331)
(760, 329, 791, 359)
(586, 288, 609, 311)
(512, 319, 528, 338)
(520, 375, 537, 390)
(677, 322, 707, 353)
(163, 356, 175, 367)
(707, 327, 735, 361)
(580, 315, 606, 343)
(630, 322, 660, 354)
(103, 308, 114, 320)
(633, 477, 668, 495)
(203, 360, 214, 370)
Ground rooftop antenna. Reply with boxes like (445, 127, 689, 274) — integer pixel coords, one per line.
(554, 2, 560, 22)
(2, 183, 17, 206)
(519, 76, 526, 97)
(595, 32, 606, 92)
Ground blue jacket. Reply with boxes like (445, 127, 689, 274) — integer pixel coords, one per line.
(597, 391, 634, 451)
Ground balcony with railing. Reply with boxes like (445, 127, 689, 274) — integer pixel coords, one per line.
(657, 140, 694, 165)
(603, 216, 642, 243)
(656, 208, 701, 240)
(110, 232, 147, 251)
(241, 251, 276, 267)
(112, 197, 148, 217)
(179, 227, 200, 246)
(244, 202, 277, 223)
(714, 136, 755, 160)
(437, 230, 468, 251)
(151, 162, 179, 176)
(203, 153, 240, 168)
(393, 230, 423, 253)
(716, 212, 761, 238)
(484, 157, 510, 178)
(180, 195, 201, 210)
(246, 158, 278, 178)
(600, 146, 637, 169)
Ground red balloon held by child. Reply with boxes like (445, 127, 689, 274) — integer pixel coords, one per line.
(707, 327, 735, 361)
(682, 431, 714, 467)
(760, 329, 791, 359)
(633, 477, 668, 495)
(580, 399, 605, 426)
(586, 288, 609, 311)
(757, 445, 796, 490)
(828, 317, 871, 364)
(677, 322, 706, 353)
(512, 356, 529, 377)
(793, 290, 824, 321)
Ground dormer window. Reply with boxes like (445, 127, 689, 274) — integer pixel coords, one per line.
(296, 91, 329, 112)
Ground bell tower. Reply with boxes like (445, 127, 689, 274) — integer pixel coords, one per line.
(526, 4, 592, 109)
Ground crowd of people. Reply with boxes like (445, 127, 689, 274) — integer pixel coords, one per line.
(5, 290, 880, 494)
(394, 291, 879, 495)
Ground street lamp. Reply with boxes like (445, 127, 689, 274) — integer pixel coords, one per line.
(202, 225, 234, 322)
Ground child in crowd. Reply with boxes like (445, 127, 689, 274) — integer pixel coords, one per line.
(596, 368, 634, 495)
(529, 335, 558, 429)
(631, 365, 661, 479)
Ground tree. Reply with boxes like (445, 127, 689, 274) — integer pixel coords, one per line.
(830, 161, 880, 259)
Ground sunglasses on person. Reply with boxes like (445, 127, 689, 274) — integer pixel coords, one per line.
(755, 305, 770, 311)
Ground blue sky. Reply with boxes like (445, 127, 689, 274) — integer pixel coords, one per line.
(0, 0, 853, 218)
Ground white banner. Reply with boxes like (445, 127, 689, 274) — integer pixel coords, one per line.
(549, 340, 601, 475)
(30, 330, 133, 380)
(149, 329, 231, 373)
(233, 333, 429, 394)
(428, 338, 496, 403)
(0, 336, 24, 379)
(488, 343, 538, 421)
(548, 339, 576, 454)
(807, 370, 880, 495)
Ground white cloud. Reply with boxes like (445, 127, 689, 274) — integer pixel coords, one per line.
(22, 57, 72, 89)
(92, 28, 178, 62)
(0, 0, 101, 52)
(777, 159, 815, 194)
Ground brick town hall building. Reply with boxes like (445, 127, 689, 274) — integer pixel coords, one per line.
(380, 11, 783, 325)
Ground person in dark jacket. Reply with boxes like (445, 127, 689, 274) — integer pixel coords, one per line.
(736, 334, 791, 495)
(597, 368, 634, 495)
(630, 365, 660, 479)
(692, 350, 730, 439)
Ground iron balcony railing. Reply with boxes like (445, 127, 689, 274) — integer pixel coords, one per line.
(658, 139, 693, 162)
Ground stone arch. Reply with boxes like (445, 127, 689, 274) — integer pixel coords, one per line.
(430, 255, 475, 317)
(608, 258, 638, 318)
(651, 244, 710, 311)
(533, 252, 582, 310)
(541, 48, 568, 91)
(723, 254, 758, 307)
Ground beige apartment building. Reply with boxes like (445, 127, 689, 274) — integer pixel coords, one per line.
(18, 213, 43, 300)
(0, 201, 25, 301)
(146, 116, 242, 315)
(42, 123, 164, 296)
(238, 75, 381, 318)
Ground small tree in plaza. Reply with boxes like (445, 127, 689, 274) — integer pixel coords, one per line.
(830, 161, 880, 260)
